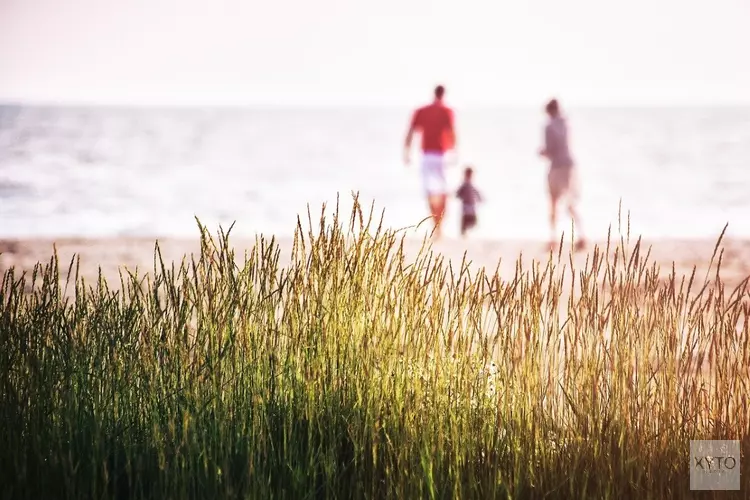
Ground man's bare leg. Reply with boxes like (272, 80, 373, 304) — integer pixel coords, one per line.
(436, 193, 447, 237)
(428, 194, 446, 239)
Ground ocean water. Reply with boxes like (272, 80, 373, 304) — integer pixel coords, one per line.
(1, 104, 749, 241)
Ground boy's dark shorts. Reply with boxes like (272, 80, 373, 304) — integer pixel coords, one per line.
(461, 213, 477, 234)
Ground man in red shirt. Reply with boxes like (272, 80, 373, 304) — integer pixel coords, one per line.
(404, 85, 456, 240)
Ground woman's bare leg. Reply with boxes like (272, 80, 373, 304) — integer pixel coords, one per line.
(568, 201, 586, 250)
(549, 194, 559, 251)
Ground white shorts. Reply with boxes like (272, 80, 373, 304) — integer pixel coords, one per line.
(421, 153, 447, 195)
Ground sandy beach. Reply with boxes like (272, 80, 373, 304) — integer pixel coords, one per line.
(2, 235, 749, 297)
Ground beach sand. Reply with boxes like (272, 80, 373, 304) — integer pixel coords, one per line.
(2, 235, 749, 297)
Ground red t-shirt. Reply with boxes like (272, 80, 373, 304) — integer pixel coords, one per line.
(410, 102, 454, 153)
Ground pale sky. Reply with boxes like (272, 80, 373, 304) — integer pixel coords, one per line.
(1, 0, 748, 106)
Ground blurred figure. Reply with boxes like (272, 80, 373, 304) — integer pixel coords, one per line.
(538, 98, 586, 251)
(456, 166, 483, 238)
(404, 85, 457, 240)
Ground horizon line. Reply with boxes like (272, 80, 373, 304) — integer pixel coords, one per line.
(3, 98, 750, 110)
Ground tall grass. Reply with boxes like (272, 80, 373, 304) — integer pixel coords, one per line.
(0, 198, 748, 499)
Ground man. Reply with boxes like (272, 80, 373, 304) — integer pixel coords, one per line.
(539, 98, 586, 251)
(404, 85, 456, 239)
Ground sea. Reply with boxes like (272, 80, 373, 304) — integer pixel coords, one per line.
(1, 104, 749, 241)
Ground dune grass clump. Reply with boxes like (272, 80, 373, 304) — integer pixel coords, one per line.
(0, 199, 748, 499)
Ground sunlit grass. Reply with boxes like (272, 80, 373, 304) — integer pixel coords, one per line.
(0, 197, 748, 499)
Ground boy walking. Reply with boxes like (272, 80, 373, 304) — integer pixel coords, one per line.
(456, 166, 483, 237)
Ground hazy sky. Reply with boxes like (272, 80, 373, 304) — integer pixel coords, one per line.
(1, 0, 748, 106)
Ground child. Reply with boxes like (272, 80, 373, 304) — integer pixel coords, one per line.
(456, 166, 483, 237)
